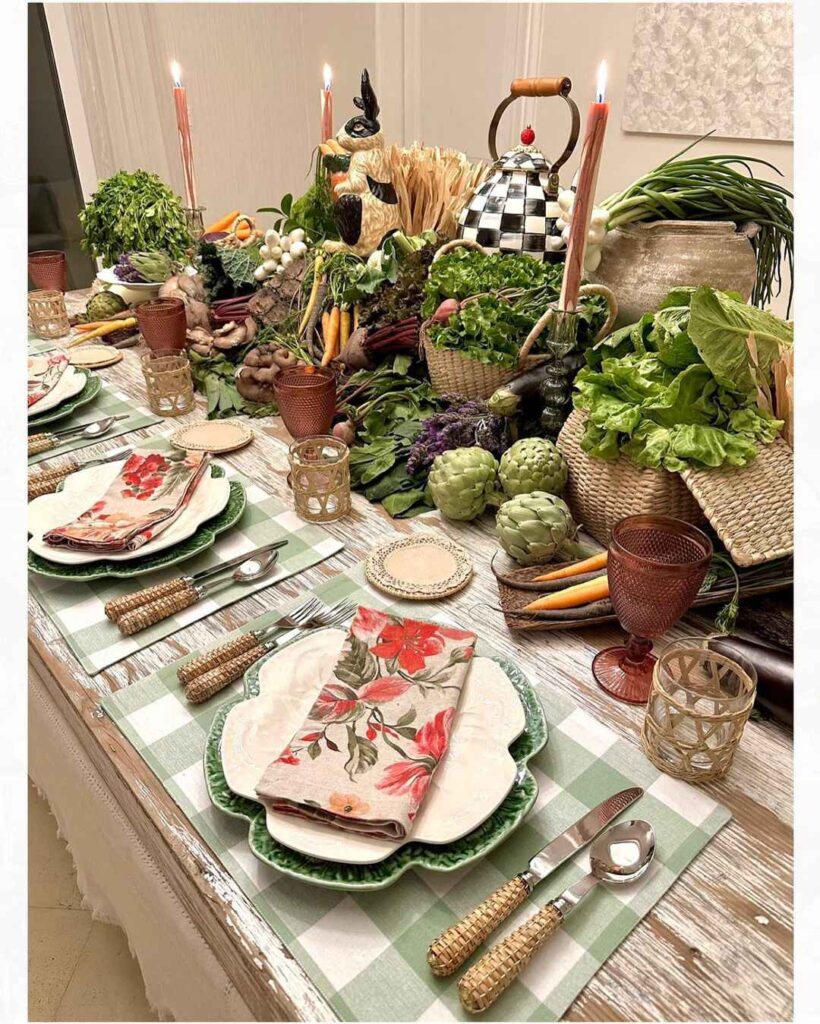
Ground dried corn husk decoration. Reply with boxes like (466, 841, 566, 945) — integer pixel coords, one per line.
(772, 346, 793, 447)
(386, 144, 489, 239)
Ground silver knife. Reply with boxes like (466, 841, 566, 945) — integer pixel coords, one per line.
(426, 786, 643, 976)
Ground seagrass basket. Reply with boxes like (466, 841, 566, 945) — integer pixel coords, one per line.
(556, 410, 705, 545)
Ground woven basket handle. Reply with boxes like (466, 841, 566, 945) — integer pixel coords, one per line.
(458, 902, 564, 1014)
(517, 283, 617, 367)
(427, 876, 530, 977)
(432, 238, 490, 264)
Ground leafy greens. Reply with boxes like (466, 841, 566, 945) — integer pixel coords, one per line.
(574, 286, 791, 471)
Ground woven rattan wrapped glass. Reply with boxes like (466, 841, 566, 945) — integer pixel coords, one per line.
(28, 289, 70, 339)
(641, 637, 757, 783)
(141, 349, 194, 417)
(288, 435, 350, 523)
(592, 515, 713, 703)
(274, 367, 336, 440)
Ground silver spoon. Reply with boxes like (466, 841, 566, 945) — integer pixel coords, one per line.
(51, 414, 129, 439)
(459, 820, 656, 1013)
(116, 548, 283, 636)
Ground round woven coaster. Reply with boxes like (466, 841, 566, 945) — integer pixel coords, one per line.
(69, 345, 123, 369)
(365, 535, 474, 601)
(170, 420, 255, 453)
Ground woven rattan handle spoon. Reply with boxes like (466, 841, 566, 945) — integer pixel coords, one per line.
(458, 821, 655, 1014)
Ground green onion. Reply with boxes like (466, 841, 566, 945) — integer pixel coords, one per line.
(602, 133, 793, 314)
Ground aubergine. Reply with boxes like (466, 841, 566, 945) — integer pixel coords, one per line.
(487, 363, 552, 418)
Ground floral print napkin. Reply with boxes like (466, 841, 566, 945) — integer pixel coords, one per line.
(255, 606, 477, 840)
(28, 352, 68, 409)
(44, 448, 211, 553)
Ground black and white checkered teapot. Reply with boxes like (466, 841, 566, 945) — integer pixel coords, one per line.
(458, 76, 580, 262)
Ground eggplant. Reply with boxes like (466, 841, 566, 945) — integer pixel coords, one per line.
(487, 363, 552, 418)
(709, 636, 793, 727)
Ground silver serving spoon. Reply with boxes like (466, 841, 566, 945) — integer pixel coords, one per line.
(51, 413, 129, 440)
(459, 820, 656, 1013)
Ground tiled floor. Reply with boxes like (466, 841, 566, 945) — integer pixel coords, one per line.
(28, 780, 159, 1022)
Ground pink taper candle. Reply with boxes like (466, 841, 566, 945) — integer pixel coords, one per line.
(171, 61, 198, 209)
(559, 61, 610, 312)
(321, 63, 334, 142)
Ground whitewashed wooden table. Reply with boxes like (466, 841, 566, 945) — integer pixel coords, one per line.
(28, 297, 793, 1021)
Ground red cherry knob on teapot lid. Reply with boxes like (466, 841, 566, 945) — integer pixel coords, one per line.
(520, 125, 535, 146)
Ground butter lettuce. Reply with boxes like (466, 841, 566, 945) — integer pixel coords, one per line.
(573, 287, 789, 471)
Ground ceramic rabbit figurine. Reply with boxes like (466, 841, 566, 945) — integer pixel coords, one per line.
(323, 70, 402, 257)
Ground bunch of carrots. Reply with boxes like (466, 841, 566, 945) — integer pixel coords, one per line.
(522, 551, 610, 611)
(68, 316, 138, 348)
(299, 253, 356, 367)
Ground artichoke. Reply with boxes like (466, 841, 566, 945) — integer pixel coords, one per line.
(428, 447, 499, 521)
(498, 437, 568, 497)
(114, 251, 173, 284)
(85, 290, 128, 321)
(496, 491, 575, 566)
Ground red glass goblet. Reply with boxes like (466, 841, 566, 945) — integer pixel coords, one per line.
(592, 515, 713, 704)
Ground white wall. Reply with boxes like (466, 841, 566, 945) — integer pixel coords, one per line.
(48, 2, 793, 311)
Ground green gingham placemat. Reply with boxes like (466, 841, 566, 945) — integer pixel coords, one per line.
(28, 335, 58, 354)
(29, 449, 344, 675)
(28, 383, 163, 465)
(101, 564, 730, 1021)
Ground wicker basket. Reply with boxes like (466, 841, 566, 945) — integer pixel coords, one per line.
(556, 410, 705, 545)
(421, 240, 617, 400)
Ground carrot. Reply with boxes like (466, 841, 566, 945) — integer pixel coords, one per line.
(523, 575, 610, 612)
(234, 216, 253, 241)
(68, 318, 137, 347)
(353, 304, 360, 331)
(298, 256, 325, 335)
(533, 551, 608, 583)
(204, 210, 241, 235)
(321, 310, 331, 344)
(76, 320, 114, 332)
(321, 306, 341, 366)
(340, 308, 352, 351)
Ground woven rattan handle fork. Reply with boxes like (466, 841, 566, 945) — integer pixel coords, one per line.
(458, 903, 564, 1013)
(177, 633, 261, 686)
(28, 461, 80, 500)
(184, 644, 267, 704)
(116, 583, 200, 635)
(104, 579, 191, 622)
(28, 434, 55, 456)
(427, 876, 530, 976)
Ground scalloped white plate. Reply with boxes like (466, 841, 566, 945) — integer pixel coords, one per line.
(28, 458, 230, 564)
(220, 629, 526, 864)
(28, 364, 85, 417)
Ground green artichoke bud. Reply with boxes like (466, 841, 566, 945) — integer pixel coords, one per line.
(85, 290, 128, 322)
(428, 447, 499, 521)
(496, 491, 575, 566)
(486, 387, 520, 419)
(127, 251, 174, 283)
(498, 437, 568, 497)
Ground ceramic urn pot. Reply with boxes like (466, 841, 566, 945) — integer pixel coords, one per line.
(588, 219, 757, 326)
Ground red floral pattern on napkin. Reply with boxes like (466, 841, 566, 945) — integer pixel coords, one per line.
(255, 606, 477, 839)
(28, 352, 69, 408)
(43, 448, 211, 553)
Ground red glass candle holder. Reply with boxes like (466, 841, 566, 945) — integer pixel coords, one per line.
(592, 515, 713, 704)
(137, 298, 187, 352)
(274, 367, 336, 440)
(28, 250, 67, 292)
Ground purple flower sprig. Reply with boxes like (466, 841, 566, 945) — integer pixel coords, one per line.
(406, 395, 510, 477)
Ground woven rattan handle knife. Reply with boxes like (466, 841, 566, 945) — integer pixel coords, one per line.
(426, 787, 642, 976)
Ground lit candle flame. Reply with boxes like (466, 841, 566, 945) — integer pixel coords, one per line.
(596, 60, 607, 103)
(170, 61, 182, 88)
(323, 63, 333, 91)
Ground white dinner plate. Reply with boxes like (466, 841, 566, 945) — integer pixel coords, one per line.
(28, 364, 85, 417)
(220, 629, 526, 865)
(96, 267, 163, 291)
(27, 458, 230, 565)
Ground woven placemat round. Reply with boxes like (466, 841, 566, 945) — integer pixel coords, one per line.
(365, 535, 473, 601)
(69, 345, 123, 369)
(170, 420, 255, 454)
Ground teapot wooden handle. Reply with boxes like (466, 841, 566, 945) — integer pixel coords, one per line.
(510, 77, 571, 98)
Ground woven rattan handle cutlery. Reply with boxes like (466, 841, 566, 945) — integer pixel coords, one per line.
(117, 584, 200, 635)
(28, 434, 55, 456)
(177, 633, 261, 686)
(458, 904, 563, 1013)
(427, 877, 530, 976)
(184, 644, 266, 703)
(28, 462, 80, 500)
(104, 579, 190, 622)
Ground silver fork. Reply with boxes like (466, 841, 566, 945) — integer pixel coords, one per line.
(179, 600, 355, 703)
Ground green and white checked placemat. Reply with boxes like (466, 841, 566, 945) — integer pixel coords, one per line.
(28, 383, 163, 465)
(102, 565, 730, 1021)
(29, 460, 344, 675)
(28, 335, 58, 354)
